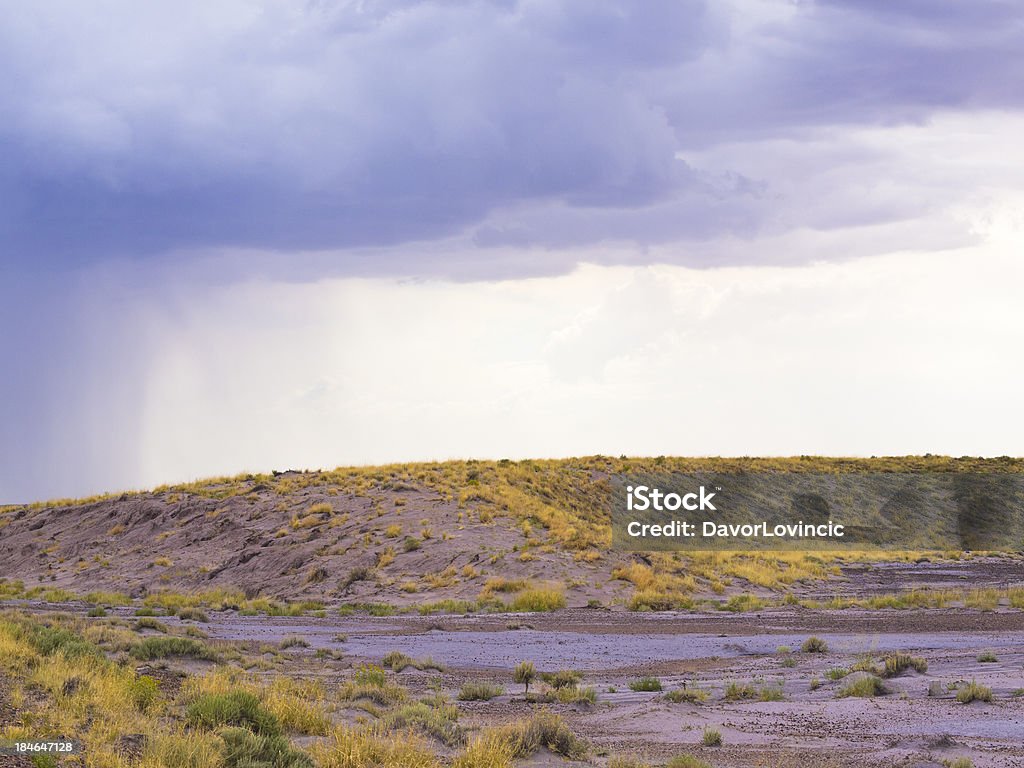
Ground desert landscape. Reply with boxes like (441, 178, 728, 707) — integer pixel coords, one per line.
(1, 457, 1023, 768)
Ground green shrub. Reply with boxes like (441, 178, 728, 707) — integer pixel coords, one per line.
(513, 661, 536, 697)
(86, 606, 107, 618)
(838, 675, 887, 698)
(219, 726, 312, 768)
(458, 682, 503, 701)
(701, 726, 722, 746)
(129, 636, 216, 661)
(976, 651, 997, 663)
(26, 625, 99, 659)
(628, 677, 662, 692)
(956, 680, 992, 704)
(801, 636, 828, 653)
(882, 652, 927, 677)
(133, 617, 168, 633)
(382, 701, 464, 746)
(178, 607, 210, 622)
(825, 668, 850, 680)
(353, 664, 388, 687)
(129, 675, 160, 712)
(541, 669, 582, 690)
(668, 755, 713, 768)
(279, 636, 310, 650)
(186, 691, 281, 736)
(492, 711, 586, 759)
(664, 687, 710, 704)
(510, 588, 566, 612)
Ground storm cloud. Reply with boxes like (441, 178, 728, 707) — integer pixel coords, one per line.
(2, 0, 1022, 272)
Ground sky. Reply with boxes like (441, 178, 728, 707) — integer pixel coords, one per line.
(2, 0, 1023, 502)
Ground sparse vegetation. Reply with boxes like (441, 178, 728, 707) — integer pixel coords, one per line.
(701, 726, 723, 746)
(801, 636, 829, 653)
(629, 676, 663, 692)
(838, 675, 888, 698)
(956, 680, 993, 704)
(458, 681, 504, 701)
(514, 660, 536, 697)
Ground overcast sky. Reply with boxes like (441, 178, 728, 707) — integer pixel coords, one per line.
(2, 0, 1023, 502)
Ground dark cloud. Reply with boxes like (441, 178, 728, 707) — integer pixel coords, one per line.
(0, 0, 1021, 272)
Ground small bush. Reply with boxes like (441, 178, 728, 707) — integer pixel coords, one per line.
(382, 701, 464, 747)
(838, 675, 888, 698)
(976, 651, 997, 663)
(956, 680, 992, 704)
(402, 537, 421, 552)
(353, 664, 388, 687)
(943, 759, 973, 768)
(510, 587, 566, 612)
(701, 726, 722, 746)
(133, 617, 169, 633)
(187, 691, 282, 736)
(130, 636, 216, 661)
(491, 711, 586, 759)
(629, 677, 662, 692)
(664, 687, 709, 704)
(541, 669, 582, 690)
(826, 668, 850, 680)
(555, 686, 597, 704)
(458, 682, 503, 701)
(279, 636, 310, 650)
(801, 636, 828, 653)
(86, 606, 107, 617)
(220, 727, 312, 768)
(513, 661, 536, 697)
(178, 607, 210, 622)
(882, 652, 928, 677)
(669, 755, 713, 768)
(129, 675, 160, 712)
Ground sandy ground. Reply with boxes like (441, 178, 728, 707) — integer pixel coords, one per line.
(13, 599, 1021, 768)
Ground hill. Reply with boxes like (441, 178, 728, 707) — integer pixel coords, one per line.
(1, 456, 1021, 612)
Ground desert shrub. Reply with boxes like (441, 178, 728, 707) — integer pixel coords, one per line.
(669, 755, 713, 768)
(513, 661, 536, 696)
(403, 536, 421, 552)
(956, 680, 992, 704)
(130, 636, 216, 661)
(219, 726, 312, 768)
(85, 590, 131, 606)
(555, 686, 597, 704)
(882, 652, 928, 677)
(134, 607, 160, 617)
(133, 617, 169, 633)
(381, 651, 444, 672)
(976, 651, 997, 663)
(129, 674, 160, 712)
(629, 677, 662, 692)
(510, 587, 566, 612)
(664, 687, 710, 704)
(279, 636, 310, 650)
(838, 675, 887, 698)
(385, 524, 402, 537)
(86, 606, 107, 617)
(305, 566, 328, 584)
(724, 681, 756, 700)
(943, 759, 973, 768)
(338, 566, 373, 591)
(382, 701, 464, 746)
(187, 690, 282, 736)
(721, 593, 766, 612)
(541, 669, 582, 689)
(26, 624, 100, 659)
(354, 664, 388, 687)
(701, 726, 722, 746)
(491, 711, 586, 759)
(458, 682, 503, 701)
(178, 607, 210, 622)
(801, 636, 828, 653)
